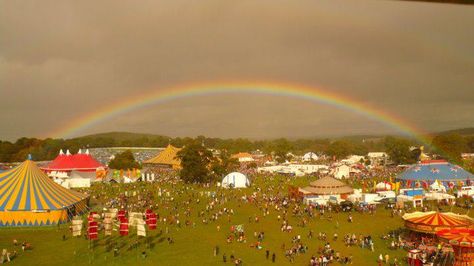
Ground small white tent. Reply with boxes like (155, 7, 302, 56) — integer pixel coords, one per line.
(430, 181, 446, 192)
(222, 172, 250, 188)
(333, 165, 350, 179)
(302, 152, 319, 162)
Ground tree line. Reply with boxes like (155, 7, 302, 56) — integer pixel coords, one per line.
(1, 133, 473, 166)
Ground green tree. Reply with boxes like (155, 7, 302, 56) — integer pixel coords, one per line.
(210, 150, 239, 181)
(431, 133, 467, 163)
(273, 138, 292, 163)
(108, 150, 141, 170)
(383, 137, 416, 165)
(176, 142, 214, 183)
(326, 140, 352, 160)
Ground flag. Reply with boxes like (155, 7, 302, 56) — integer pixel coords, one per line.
(104, 218, 113, 236)
(448, 182, 455, 189)
(88, 221, 98, 240)
(72, 219, 83, 237)
(117, 210, 126, 221)
(422, 181, 429, 190)
(146, 211, 157, 230)
(137, 221, 147, 237)
(390, 182, 396, 191)
(119, 218, 129, 236)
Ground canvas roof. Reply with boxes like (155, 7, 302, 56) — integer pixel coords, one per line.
(144, 144, 181, 167)
(0, 160, 88, 211)
(302, 176, 353, 195)
(403, 211, 474, 234)
(41, 151, 104, 172)
(397, 160, 474, 182)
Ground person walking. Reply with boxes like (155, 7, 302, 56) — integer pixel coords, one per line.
(272, 252, 276, 263)
(266, 250, 269, 259)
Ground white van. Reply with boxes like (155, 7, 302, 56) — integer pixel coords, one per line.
(376, 191, 396, 200)
(457, 186, 474, 197)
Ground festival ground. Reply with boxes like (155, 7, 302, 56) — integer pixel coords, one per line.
(0, 175, 471, 265)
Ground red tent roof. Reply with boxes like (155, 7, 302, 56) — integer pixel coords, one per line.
(41, 150, 105, 172)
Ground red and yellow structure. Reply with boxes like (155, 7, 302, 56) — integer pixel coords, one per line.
(402, 211, 474, 234)
(437, 228, 474, 266)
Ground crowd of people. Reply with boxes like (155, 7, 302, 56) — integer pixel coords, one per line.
(53, 166, 462, 265)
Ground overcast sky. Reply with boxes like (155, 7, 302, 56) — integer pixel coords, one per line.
(1, 0, 473, 141)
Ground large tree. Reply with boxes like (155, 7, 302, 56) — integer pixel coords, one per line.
(210, 150, 239, 181)
(326, 140, 353, 160)
(383, 137, 416, 165)
(431, 133, 467, 163)
(108, 150, 141, 170)
(176, 142, 214, 183)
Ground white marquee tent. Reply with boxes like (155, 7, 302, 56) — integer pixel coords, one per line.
(222, 172, 250, 188)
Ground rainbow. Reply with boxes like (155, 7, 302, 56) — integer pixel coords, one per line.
(48, 81, 432, 145)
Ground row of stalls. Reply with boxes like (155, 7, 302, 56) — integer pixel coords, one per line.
(297, 160, 474, 208)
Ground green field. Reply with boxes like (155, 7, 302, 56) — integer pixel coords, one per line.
(0, 175, 468, 266)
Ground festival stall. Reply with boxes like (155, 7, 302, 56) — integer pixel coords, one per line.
(0, 160, 89, 226)
(437, 228, 474, 266)
(402, 211, 474, 234)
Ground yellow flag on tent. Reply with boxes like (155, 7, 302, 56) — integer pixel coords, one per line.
(391, 182, 396, 191)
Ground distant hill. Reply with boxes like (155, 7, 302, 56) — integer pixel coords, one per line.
(75, 132, 169, 142)
(436, 128, 474, 136)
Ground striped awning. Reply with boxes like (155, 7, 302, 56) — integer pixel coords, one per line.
(403, 211, 474, 234)
(0, 160, 87, 211)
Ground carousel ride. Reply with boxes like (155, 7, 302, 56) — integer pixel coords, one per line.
(437, 228, 474, 266)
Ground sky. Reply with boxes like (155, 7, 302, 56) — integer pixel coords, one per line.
(1, 0, 473, 141)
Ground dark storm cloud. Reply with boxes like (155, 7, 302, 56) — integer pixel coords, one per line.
(0, 0, 473, 140)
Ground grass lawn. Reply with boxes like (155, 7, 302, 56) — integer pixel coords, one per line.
(0, 175, 470, 265)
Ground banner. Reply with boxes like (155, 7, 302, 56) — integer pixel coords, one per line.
(104, 218, 113, 236)
(147, 213, 157, 230)
(88, 221, 98, 240)
(137, 221, 146, 237)
(119, 218, 129, 236)
(72, 219, 83, 237)
(117, 210, 126, 221)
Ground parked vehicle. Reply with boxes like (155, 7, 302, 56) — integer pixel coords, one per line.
(340, 201, 353, 212)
